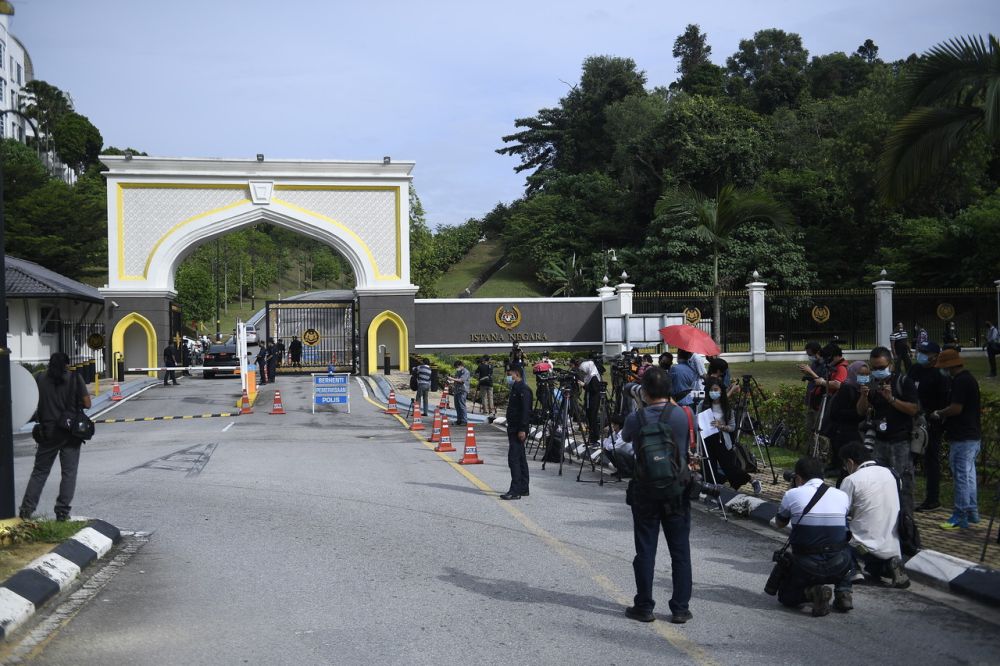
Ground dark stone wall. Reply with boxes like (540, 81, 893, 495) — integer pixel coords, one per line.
(105, 296, 173, 367)
(413, 299, 602, 356)
(357, 293, 416, 373)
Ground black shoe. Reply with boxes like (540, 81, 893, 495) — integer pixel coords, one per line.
(625, 606, 655, 622)
(670, 610, 693, 624)
(806, 585, 831, 617)
(915, 501, 941, 512)
(833, 591, 853, 612)
(18, 510, 32, 520)
(55, 514, 69, 522)
(500, 493, 521, 500)
(521, 491, 529, 497)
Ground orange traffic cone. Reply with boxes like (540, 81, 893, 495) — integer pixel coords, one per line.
(110, 381, 122, 401)
(409, 400, 425, 431)
(428, 407, 442, 443)
(270, 390, 286, 415)
(438, 388, 449, 411)
(240, 389, 253, 415)
(385, 390, 399, 415)
(434, 415, 456, 452)
(458, 424, 484, 465)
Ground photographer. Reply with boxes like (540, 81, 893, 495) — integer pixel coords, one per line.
(839, 442, 909, 588)
(769, 457, 853, 616)
(856, 347, 919, 518)
(798, 341, 827, 435)
(449, 360, 471, 426)
(620, 368, 694, 624)
(572, 357, 603, 446)
(822, 361, 869, 479)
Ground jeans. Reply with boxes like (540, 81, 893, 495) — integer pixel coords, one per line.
(416, 386, 430, 415)
(948, 440, 981, 514)
(875, 438, 914, 516)
(631, 500, 692, 614)
(454, 390, 467, 424)
(507, 429, 529, 495)
(777, 549, 853, 607)
(20, 430, 82, 518)
(851, 546, 896, 578)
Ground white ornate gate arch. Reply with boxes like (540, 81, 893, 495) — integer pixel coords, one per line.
(100, 156, 417, 374)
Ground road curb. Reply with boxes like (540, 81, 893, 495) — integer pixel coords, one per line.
(709, 487, 1000, 608)
(368, 375, 491, 424)
(0, 519, 122, 640)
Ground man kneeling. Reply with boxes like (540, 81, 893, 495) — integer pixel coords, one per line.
(771, 457, 854, 616)
(839, 442, 909, 588)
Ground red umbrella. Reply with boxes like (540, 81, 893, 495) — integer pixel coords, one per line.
(659, 325, 721, 356)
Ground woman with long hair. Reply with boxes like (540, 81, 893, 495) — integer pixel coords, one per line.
(19, 352, 91, 521)
(702, 377, 759, 494)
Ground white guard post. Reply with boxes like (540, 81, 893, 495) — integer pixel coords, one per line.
(313, 373, 350, 414)
(236, 319, 249, 394)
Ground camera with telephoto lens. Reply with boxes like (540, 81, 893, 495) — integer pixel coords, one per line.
(782, 470, 796, 483)
(764, 547, 793, 596)
(687, 471, 723, 500)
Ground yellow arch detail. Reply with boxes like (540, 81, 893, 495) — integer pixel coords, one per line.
(111, 312, 158, 378)
(367, 310, 409, 374)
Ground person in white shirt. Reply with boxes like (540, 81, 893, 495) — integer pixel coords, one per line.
(601, 415, 633, 477)
(839, 442, 909, 588)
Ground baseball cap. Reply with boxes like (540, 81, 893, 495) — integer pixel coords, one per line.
(917, 341, 941, 354)
(934, 349, 963, 368)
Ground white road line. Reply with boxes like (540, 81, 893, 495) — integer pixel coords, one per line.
(90, 383, 157, 420)
(222, 421, 234, 433)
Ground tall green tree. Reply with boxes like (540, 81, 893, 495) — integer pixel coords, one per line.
(408, 185, 439, 297)
(21, 80, 72, 154)
(52, 112, 103, 173)
(653, 185, 793, 341)
(671, 24, 726, 96)
(726, 29, 809, 113)
(878, 34, 1000, 204)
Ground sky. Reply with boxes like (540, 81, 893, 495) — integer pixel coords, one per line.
(12, 0, 1000, 229)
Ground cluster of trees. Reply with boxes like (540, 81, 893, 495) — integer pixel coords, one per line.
(481, 27, 999, 295)
(409, 186, 483, 297)
(175, 226, 353, 328)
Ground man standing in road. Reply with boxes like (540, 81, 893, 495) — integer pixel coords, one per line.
(502, 366, 532, 501)
(931, 349, 982, 530)
(450, 360, 471, 426)
(163, 342, 179, 386)
(266, 338, 279, 384)
(620, 367, 694, 625)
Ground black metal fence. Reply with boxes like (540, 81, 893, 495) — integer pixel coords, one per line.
(265, 300, 358, 373)
(61, 321, 106, 382)
(765, 290, 876, 352)
(632, 291, 748, 352)
(894, 288, 998, 348)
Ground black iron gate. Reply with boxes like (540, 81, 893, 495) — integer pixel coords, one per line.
(265, 300, 359, 374)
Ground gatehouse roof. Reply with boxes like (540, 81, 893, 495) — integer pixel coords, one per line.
(5, 255, 103, 302)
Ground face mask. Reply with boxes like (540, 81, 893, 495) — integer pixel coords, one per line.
(709, 391, 722, 401)
(939, 369, 950, 379)
(871, 368, 891, 381)
(807, 354, 816, 361)
(505, 376, 514, 386)
(916, 352, 929, 365)
(857, 375, 870, 386)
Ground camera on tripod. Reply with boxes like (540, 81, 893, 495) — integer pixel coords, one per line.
(687, 471, 723, 500)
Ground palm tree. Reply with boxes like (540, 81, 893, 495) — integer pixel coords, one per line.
(878, 34, 1000, 204)
(654, 185, 792, 342)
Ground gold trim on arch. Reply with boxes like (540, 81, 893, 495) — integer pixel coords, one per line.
(111, 312, 158, 378)
(367, 310, 409, 374)
(115, 183, 403, 282)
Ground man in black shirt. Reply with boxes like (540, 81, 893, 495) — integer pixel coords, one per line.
(289, 336, 303, 368)
(908, 341, 950, 511)
(163, 343, 179, 386)
(857, 346, 919, 517)
(930, 349, 982, 530)
(502, 366, 532, 500)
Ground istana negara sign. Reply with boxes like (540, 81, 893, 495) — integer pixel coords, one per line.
(468, 306, 549, 342)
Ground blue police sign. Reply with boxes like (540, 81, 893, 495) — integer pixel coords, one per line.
(312, 373, 351, 413)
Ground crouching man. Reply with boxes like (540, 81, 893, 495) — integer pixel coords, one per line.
(770, 457, 854, 616)
(839, 442, 909, 588)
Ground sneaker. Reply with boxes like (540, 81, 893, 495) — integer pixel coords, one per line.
(625, 606, 655, 623)
(806, 585, 831, 617)
(850, 571, 866, 583)
(670, 610, 693, 624)
(751, 479, 762, 496)
(888, 557, 910, 589)
(833, 591, 853, 612)
(915, 501, 941, 512)
(940, 511, 969, 530)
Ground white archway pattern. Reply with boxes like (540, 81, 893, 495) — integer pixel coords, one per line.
(100, 157, 416, 297)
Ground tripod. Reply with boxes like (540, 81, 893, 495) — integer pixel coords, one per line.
(732, 375, 779, 484)
(809, 390, 830, 460)
(577, 382, 618, 485)
(690, 394, 728, 520)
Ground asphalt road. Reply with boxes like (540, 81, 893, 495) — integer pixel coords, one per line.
(5, 375, 999, 665)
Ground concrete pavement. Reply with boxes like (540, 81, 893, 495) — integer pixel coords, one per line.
(4, 375, 998, 665)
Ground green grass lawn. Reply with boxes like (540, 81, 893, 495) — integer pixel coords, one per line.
(475, 259, 547, 298)
(434, 239, 505, 297)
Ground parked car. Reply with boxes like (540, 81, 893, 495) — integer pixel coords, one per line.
(231, 325, 259, 345)
(203, 343, 240, 379)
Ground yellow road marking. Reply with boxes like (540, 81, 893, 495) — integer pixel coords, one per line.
(360, 390, 717, 666)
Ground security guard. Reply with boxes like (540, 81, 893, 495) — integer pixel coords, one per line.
(502, 365, 533, 500)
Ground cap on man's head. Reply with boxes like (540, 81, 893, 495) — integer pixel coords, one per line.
(934, 349, 963, 368)
(917, 341, 941, 354)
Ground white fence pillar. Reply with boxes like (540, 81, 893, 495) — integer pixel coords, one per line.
(617, 278, 635, 350)
(873, 277, 895, 350)
(597, 282, 617, 357)
(747, 278, 767, 361)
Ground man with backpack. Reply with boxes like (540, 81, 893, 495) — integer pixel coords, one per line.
(619, 367, 695, 625)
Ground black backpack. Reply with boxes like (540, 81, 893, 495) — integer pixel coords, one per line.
(634, 406, 690, 505)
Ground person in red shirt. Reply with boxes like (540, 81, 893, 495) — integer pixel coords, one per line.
(803, 343, 848, 394)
